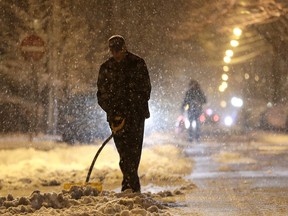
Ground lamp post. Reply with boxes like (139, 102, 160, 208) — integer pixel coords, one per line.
(46, 0, 61, 135)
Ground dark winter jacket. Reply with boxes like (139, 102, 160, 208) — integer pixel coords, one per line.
(182, 87, 206, 118)
(97, 51, 151, 122)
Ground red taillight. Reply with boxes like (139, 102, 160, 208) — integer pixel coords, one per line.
(213, 114, 220, 122)
(199, 114, 206, 123)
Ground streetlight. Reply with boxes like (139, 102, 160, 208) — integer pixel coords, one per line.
(222, 73, 229, 81)
(223, 65, 229, 72)
(224, 56, 231, 63)
(222, 81, 228, 88)
(219, 82, 228, 92)
(230, 40, 239, 47)
(233, 27, 242, 37)
(225, 49, 234, 57)
(219, 85, 225, 92)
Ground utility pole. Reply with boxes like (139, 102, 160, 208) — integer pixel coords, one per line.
(47, 0, 61, 135)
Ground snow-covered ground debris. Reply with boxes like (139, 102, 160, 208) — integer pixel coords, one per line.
(0, 184, 198, 215)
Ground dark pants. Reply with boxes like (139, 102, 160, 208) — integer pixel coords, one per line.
(188, 110, 201, 142)
(111, 115, 145, 192)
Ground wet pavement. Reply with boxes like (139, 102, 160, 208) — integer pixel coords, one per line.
(171, 131, 288, 215)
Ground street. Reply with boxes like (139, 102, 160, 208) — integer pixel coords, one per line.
(0, 131, 287, 215)
(170, 131, 288, 215)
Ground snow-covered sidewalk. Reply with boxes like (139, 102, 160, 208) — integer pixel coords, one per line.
(0, 133, 195, 215)
(1, 131, 287, 215)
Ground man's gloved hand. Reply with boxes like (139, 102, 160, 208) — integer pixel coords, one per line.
(111, 116, 125, 134)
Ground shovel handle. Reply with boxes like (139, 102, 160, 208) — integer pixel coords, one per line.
(85, 134, 113, 183)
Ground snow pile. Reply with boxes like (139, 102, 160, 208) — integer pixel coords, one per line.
(0, 134, 195, 215)
(0, 184, 197, 216)
(0, 139, 193, 194)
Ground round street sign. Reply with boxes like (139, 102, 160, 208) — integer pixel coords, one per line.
(21, 35, 45, 61)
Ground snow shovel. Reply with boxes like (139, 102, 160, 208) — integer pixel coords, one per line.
(63, 117, 125, 191)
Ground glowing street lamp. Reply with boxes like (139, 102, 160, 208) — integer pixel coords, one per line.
(222, 81, 228, 88)
(219, 81, 228, 92)
(219, 85, 225, 92)
(230, 40, 239, 47)
(224, 56, 231, 63)
(222, 73, 229, 81)
(233, 27, 242, 37)
(225, 49, 234, 57)
(223, 66, 229, 72)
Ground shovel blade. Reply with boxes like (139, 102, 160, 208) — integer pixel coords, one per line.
(63, 182, 102, 191)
